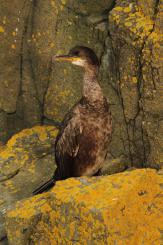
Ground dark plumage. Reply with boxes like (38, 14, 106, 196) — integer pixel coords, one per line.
(33, 46, 112, 195)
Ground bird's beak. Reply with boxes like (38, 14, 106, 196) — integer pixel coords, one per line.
(53, 55, 81, 63)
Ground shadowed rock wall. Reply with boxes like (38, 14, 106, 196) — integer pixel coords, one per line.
(0, 0, 162, 168)
(108, 0, 163, 168)
(0, 0, 114, 140)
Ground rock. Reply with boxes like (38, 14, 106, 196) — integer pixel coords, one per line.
(0, 0, 162, 172)
(5, 169, 163, 244)
(0, 0, 114, 142)
(0, 125, 58, 241)
(100, 157, 127, 175)
(43, 0, 112, 121)
(108, 0, 163, 168)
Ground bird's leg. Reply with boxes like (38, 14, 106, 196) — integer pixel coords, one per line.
(93, 169, 102, 176)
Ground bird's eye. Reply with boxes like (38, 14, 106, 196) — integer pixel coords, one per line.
(73, 51, 79, 56)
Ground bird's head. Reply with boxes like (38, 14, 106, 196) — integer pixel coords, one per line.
(53, 46, 99, 69)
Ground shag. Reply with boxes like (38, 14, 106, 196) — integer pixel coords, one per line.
(33, 46, 112, 195)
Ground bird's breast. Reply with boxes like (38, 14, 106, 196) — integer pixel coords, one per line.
(80, 105, 112, 140)
(75, 106, 112, 176)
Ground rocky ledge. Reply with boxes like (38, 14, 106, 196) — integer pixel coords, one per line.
(0, 125, 58, 241)
(5, 169, 163, 245)
(0, 125, 125, 243)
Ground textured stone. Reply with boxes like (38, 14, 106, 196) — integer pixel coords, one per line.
(0, 125, 58, 240)
(43, 0, 113, 121)
(0, 0, 114, 141)
(0, 0, 162, 172)
(5, 169, 163, 244)
(108, 0, 163, 168)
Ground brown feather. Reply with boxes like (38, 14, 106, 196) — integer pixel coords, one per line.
(33, 46, 112, 195)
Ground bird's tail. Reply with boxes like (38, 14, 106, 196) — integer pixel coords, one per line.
(33, 178, 56, 195)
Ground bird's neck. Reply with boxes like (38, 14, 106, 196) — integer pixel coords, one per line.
(83, 66, 104, 106)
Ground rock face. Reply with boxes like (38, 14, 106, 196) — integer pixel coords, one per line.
(0, 0, 162, 168)
(0, 126, 58, 241)
(5, 169, 163, 244)
(108, 0, 163, 169)
(0, 0, 114, 142)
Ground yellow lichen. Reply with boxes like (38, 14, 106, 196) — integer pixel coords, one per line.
(123, 6, 132, 13)
(0, 149, 16, 159)
(0, 26, 5, 32)
(7, 125, 57, 148)
(132, 77, 138, 83)
(6, 169, 163, 244)
(11, 44, 16, 49)
(124, 21, 132, 27)
(0, 146, 6, 154)
(12, 31, 17, 36)
(114, 6, 123, 12)
(8, 197, 48, 219)
(40, 203, 52, 213)
(110, 4, 155, 45)
(0, 125, 58, 186)
(61, 0, 66, 5)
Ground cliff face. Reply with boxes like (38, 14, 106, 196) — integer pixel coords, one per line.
(0, 0, 114, 140)
(108, 0, 163, 168)
(0, 1, 162, 166)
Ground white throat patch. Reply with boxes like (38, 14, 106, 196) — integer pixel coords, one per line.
(72, 59, 85, 67)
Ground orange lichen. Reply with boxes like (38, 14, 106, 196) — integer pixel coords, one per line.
(6, 125, 57, 149)
(8, 197, 48, 219)
(6, 169, 163, 244)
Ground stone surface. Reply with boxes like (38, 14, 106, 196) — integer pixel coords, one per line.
(108, 0, 163, 168)
(0, 125, 58, 241)
(0, 0, 114, 141)
(5, 169, 163, 244)
(0, 0, 162, 168)
(0, 124, 126, 242)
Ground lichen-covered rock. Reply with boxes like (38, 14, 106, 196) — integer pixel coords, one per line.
(1, 0, 162, 169)
(0, 1, 43, 141)
(108, 0, 163, 168)
(5, 169, 163, 244)
(0, 0, 114, 142)
(0, 125, 58, 240)
(43, 0, 113, 121)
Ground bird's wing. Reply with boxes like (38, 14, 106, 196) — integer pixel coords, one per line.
(54, 102, 83, 179)
(33, 106, 82, 195)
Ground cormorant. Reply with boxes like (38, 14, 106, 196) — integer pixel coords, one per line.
(33, 46, 112, 195)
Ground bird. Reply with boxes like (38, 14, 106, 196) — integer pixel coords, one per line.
(33, 46, 112, 195)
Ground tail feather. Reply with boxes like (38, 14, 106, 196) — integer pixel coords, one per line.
(33, 178, 56, 195)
